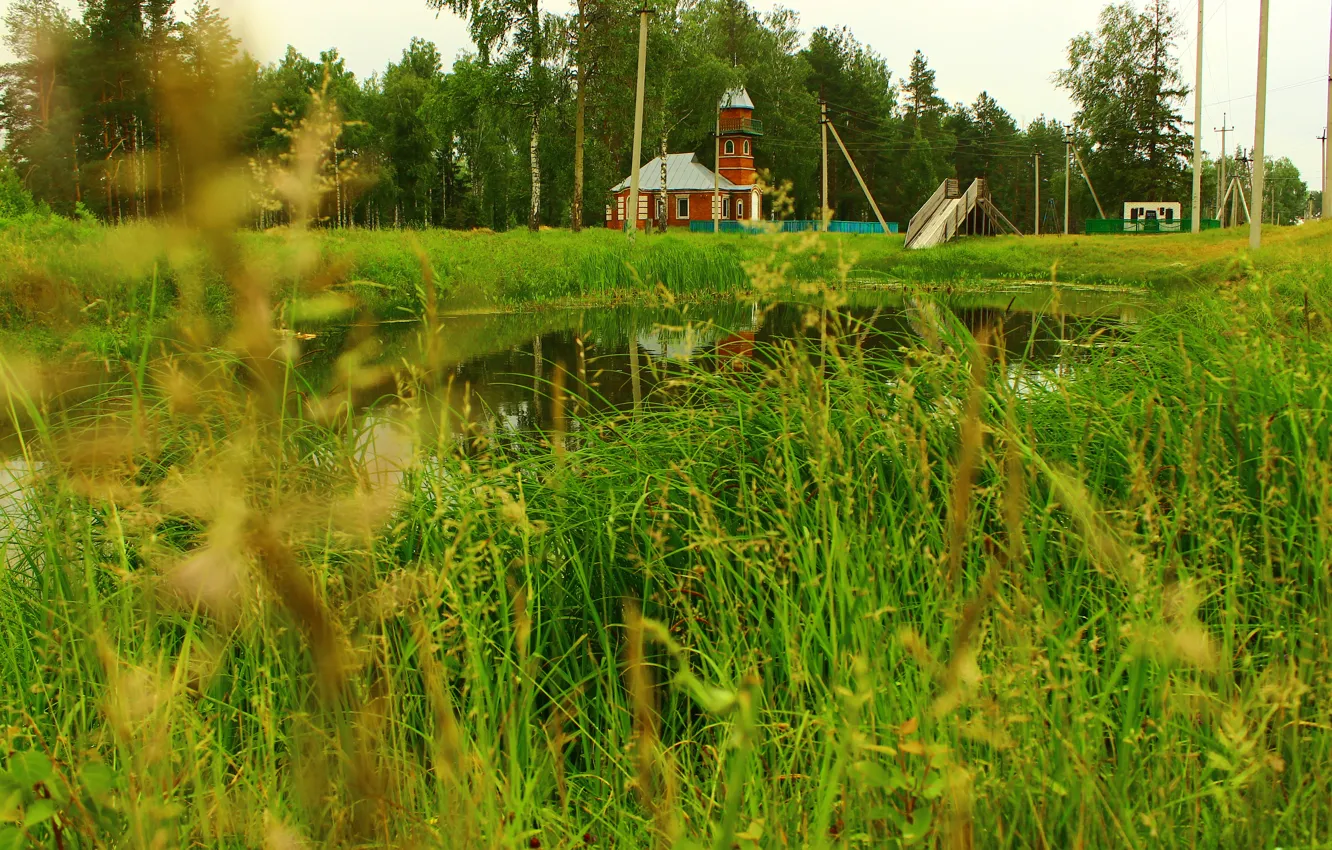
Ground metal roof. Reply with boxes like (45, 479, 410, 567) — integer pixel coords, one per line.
(611, 153, 743, 193)
(719, 87, 755, 110)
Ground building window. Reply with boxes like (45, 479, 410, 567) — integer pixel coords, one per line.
(676, 196, 689, 220)
(736, 199, 745, 220)
(638, 195, 648, 221)
(724, 140, 735, 155)
(605, 205, 612, 222)
(617, 197, 625, 219)
(722, 197, 731, 219)
(743, 140, 751, 155)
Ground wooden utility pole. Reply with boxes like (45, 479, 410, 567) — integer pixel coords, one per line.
(821, 101, 830, 232)
(1250, 0, 1270, 251)
(626, 7, 653, 238)
(826, 121, 889, 233)
(1192, 0, 1205, 232)
(1033, 152, 1041, 235)
(1215, 116, 1233, 224)
(1064, 128, 1072, 235)
(1071, 146, 1107, 220)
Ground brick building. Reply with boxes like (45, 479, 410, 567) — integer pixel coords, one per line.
(606, 87, 764, 230)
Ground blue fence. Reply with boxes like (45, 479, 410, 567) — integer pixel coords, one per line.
(688, 220, 899, 235)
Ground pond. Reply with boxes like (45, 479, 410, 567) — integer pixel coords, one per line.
(299, 285, 1145, 438)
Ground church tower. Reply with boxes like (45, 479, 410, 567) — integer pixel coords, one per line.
(717, 87, 762, 188)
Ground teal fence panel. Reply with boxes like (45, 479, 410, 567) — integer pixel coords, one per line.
(689, 220, 899, 235)
(1085, 218, 1221, 235)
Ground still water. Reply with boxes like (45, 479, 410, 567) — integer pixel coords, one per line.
(303, 286, 1144, 437)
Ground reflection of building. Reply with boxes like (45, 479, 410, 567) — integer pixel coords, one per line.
(606, 88, 764, 230)
(635, 325, 725, 361)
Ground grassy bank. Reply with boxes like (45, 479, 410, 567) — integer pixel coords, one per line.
(1, 215, 1332, 846)
(3, 217, 1330, 356)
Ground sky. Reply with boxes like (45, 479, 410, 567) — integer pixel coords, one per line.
(3, 0, 1330, 192)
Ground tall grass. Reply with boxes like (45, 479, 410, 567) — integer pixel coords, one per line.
(7, 217, 1329, 359)
(1, 209, 1331, 848)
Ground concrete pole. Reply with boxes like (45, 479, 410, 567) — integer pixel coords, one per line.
(1064, 129, 1072, 236)
(1192, 0, 1204, 233)
(1325, 4, 1332, 215)
(1215, 116, 1229, 224)
(1321, 130, 1329, 216)
(626, 7, 651, 239)
(821, 101, 830, 232)
(1249, 0, 1270, 251)
(1034, 152, 1041, 235)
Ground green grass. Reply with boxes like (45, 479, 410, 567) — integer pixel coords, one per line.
(1, 220, 1332, 847)
(4, 217, 1330, 358)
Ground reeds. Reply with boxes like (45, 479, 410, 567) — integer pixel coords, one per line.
(1, 56, 1331, 845)
(1, 225, 1330, 846)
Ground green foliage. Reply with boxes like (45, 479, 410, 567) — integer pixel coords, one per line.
(1057, 1, 1193, 204)
(0, 159, 38, 219)
(4, 0, 1306, 236)
(1, 222, 1331, 846)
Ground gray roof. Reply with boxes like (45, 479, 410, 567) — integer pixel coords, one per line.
(612, 153, 742, 193)
(719, 87, 755, 110)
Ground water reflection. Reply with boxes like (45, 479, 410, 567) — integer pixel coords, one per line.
(299, 287, 1141, 440)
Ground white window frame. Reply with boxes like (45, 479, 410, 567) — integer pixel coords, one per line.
(722, 197, 731, 219)
(724, 139, 735, 155)
(637, 195, 648, 221)
(743, 140, 751, 155)
(736, 198, 745, 220)
(676, 195, 689, 220)
(617, 196, 625, 219)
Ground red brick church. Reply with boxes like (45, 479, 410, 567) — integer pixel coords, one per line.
(606, 88, 764, 230)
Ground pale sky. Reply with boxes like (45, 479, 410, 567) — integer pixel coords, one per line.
(3, 0, 1330, 190)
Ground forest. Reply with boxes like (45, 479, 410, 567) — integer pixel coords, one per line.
(1, 0, 1313, 234)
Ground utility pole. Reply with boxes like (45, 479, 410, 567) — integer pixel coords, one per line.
(1034, 151, 1042, 235)
(1192, 0, 1205, 232)
(1326, 3, 1331, 217)
(1064, 128, 1072, 236)
(626, 6, 653, 239)
(1215, 116, 1233, 224)
(1320, 128, 1329, 217)
(821, 101, 830, 232)
(1250, 0, 1270, 251)
(826, 120, 890, 233)
(713, 109, 721, 233)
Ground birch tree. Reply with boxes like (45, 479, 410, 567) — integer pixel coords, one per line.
(429, 0, 546, 231)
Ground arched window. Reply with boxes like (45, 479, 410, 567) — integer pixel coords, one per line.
(743, 141, 751, 155)
(724, 140, 735, 155)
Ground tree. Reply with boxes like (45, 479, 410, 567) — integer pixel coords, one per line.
(568, 0, 630, 231)
(430, 0, 547, 231)
(902, 50, 945, 132)
(803, 27, 895, 221)
(0, 0, 81, 212)
(80, 0, 153, 222)
(1057, 0, 1192, 206)
(1264, 157, 1307, 225)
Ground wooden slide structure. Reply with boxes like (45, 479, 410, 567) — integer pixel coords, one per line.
(904, 178, 1022, 250)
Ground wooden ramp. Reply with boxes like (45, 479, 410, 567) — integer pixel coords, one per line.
(904, 178, 1022, 250)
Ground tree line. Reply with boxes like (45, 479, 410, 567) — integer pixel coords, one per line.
(0, 0, 1311, 232)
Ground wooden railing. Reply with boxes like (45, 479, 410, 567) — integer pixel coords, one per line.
(719, 117, 764, 136)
